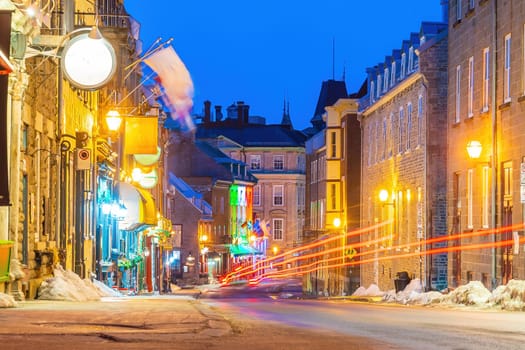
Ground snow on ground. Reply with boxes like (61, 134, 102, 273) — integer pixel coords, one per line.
(353, 279, 525, 311)
(0, 292, 17, 308)
(37, 264, 120, 301)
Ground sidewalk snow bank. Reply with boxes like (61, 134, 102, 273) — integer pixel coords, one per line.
(490, 279, 525, 311)
(38, 264, 118, 301)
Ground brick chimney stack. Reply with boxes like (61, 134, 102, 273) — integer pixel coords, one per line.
(203, 100, 211, 123)
(215, 105, 223, 122)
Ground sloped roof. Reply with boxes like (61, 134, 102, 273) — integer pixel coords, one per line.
(196, 124, 307, 148)
(310, 79, 348, 125)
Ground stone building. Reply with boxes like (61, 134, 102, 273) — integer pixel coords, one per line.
(359, 21, 448, 292)
(447, 0, 525, 289)
(196, 101, 307, 258)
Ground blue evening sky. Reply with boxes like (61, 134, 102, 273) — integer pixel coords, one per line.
(125, 1, 445, 130)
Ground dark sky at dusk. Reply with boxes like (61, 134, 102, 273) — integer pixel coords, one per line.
(125, 1, 445, 130)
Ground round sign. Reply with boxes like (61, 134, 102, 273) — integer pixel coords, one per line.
(78, 149, 90, 160)
(61, 32, 117, 90)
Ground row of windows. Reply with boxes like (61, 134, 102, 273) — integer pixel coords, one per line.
(454, 26, 525, 123)
(367, 95, 425, 166)
(370, 47, 418, 104)
(249, 154, 306, 172)
(310, 155, 327, 184)
(252, 184, 304, 208)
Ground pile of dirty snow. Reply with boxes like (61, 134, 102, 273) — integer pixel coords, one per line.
(352, 283, 384, 297)
(441, 281, 492, 306)
(0, 292, 17, 308)
(38, 264, 118, 301)
(490, 279, 525, 311)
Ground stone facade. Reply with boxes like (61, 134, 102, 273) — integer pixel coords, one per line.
(360, 22, 448, 291)
(447, 0, 525, 289)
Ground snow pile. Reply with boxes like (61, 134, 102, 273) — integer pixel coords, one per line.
(0, 292, 17, 308)
(352, 283, 384, 297)
(441, 281, 492, 306)
(92, 279, 122, 297)
(490, 279, 525, 311)
(38, 264, 113, 301)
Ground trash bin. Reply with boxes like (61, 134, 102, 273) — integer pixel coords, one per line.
(0, 240, 14, 283)
(394, 271, 411, 293)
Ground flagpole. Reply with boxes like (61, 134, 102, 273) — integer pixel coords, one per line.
(124, 37, 173, 72)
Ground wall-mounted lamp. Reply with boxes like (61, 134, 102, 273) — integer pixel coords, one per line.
(105, 110, 122, 132)
(379, 189, 394, 205)
(466, 140, 483, 159)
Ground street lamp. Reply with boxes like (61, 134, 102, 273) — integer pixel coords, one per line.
(379, 189, 397, 244)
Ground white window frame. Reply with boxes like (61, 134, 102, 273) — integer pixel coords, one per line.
(398, 107, 404, 154)
(377, 75, 382, 97)
(273, 218, 283, 240)
(408, 47, 414, 73)
(406, 103, 412, 151)
(417, 95, 423, 146)
(456, 0, 462, 21)
(253, 185, 261, 206)
(370, 81, 375, 103)
(504, 33, 512, 103)
(389, 113, 395, 157)
(401, 53, 406, 79)
(273, 155, 284, 170)
(382, 117, 387, 160)
(467, 168, 473, 229)
(391, 61, 396, 86)
(383, 67, 389, 92)
(469, 0, 475, 10)
(250, 154, 261, 170)
(455, 65, 461, 123)
(468, 56, 474, 118)
(482, 47, 490, 112)
(482, 166, 489, 228)
(273, 185, 284, 206)
(311, 159, 317, 183)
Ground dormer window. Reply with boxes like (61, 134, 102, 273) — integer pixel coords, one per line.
(408, 47, 414, 73)
(370, 81, 375, 103)
(383, 67, 389, 92)
(401, 53, 406, 79)
(391, 61, 396, 86)
(377, 75, 382, 97)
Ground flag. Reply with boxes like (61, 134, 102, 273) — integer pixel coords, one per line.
(144, 46, 195, 131)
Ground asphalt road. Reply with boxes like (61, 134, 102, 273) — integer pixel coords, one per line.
(201, 281, 525, 350)
(1, 280, 524, 350)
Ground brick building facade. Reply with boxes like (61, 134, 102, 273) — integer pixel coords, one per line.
(359, 22, 448, 291)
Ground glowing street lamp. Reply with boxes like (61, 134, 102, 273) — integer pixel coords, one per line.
(466, 140, 483, 159)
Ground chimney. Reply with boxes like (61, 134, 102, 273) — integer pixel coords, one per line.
(440, 0, 449, 23)
(215, 105, 223, 122)
(203, 100, 211, 123)
(237, 101, 245, 125)
(243, 104, 250, 124)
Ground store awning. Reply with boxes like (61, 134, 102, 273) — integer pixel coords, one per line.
(229, 244, 262, 257)
(118, 182, 157, 230)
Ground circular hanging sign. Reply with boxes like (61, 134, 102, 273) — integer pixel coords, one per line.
(61, 33, 117, 90)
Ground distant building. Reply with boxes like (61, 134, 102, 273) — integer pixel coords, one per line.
(196, 101, 307, 258)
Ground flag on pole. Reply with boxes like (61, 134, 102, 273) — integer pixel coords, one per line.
(144, 45, 195, 131)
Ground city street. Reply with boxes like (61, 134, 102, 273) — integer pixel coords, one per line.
(1, 281, 524, 350)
